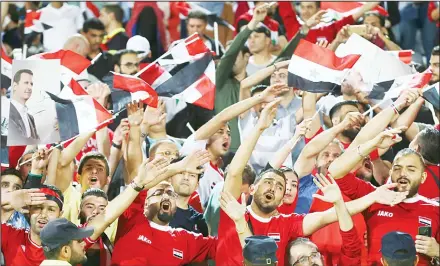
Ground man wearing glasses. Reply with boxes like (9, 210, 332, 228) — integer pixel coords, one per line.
(113, 49, 140, 76)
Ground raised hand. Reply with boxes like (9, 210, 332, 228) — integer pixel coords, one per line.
(113, 118, 130, 145)
(8, 189, 47, 213)
(305, 10, 326, 28)
(87, 82, 111, 106)
(31, 149, 50, 175)
(142, 99, 167, 127)
(261, 83, 290, 103)
(136, 158, 170, 188)
(293, 118, 311, 140)
(372, 183, 408, 206)
(340, 111, 365, 130)
(312, 173, 343, 204)
(251, 3, 269, 23)
(257, 98, 281, 130)
(372, 127, 405, 149)
(179, 150, 210, 175)
(415, 235, 440, 257)
(334, 25, 351, 44)
(220, 192, 247, 222)
(127, 101, 144, 126)
(394, 89, 420, 109)
(274, 60, 290, 70)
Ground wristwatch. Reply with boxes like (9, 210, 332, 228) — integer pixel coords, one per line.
(112, 142, 122, 150)
(130, 180, 144, 192)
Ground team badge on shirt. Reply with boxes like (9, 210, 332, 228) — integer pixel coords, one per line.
(268, 233, 281, 242)
(173, 249, 184, 259)
(419, 216, 432, 227)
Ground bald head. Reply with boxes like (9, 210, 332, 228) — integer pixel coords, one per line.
(63, 34, 90, 57)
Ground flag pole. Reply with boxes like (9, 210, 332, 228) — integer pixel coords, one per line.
(214, 22, 220, 56)
(90, 52, 102, 64)
(186, 122, 195, 134)
(362, 99, 386, 116)
(22, 44, 27, 59)
(134, 32, 199, 78)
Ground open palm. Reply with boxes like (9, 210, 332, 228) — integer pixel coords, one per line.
(312, 173, 343, 204)
(220, 192, 247, 222)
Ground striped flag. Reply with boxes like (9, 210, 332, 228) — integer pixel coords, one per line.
(104, 72, 159, 113)
(46, 79, 113, 141)
(288, 39, 361, 93)
(80, 1, 100, 20)
(369, 71, 433, 100)
(387, 50, 413, 65)
(1, 47, 12, 90)
(24, 9, 52, 35)
(35, 49, 91, 83)
(422, 83, 439, 111)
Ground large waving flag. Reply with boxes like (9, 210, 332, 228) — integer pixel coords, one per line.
(24, 9, 53, 35)
(288, 39, 361, 93)
(46, 79, 113, 141)
(1, 47, 12, 90)
(104, 72, 159, 113)
(32, 50, 91, 84)
(422, 83, 439, 111)
(369, 71, 433, 101)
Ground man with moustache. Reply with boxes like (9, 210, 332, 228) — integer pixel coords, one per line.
(430, 46, 439, 85)
(329, 129, 440, 265)
(9, 69, 39, 144)
(217, 100, 408, 266)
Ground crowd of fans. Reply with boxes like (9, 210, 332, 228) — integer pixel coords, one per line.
(1, 1, 439, 266)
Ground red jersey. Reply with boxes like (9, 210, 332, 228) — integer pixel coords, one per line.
(216, 205, 305, 266)
(419, 164, 440, 201)
(1, 223, 96, 266)
(278, 2, 355, 43)
(112, 194, 217, 265)
(336, 173, 440, 266)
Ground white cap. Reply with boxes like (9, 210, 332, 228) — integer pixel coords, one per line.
(127, 35, 150, 57)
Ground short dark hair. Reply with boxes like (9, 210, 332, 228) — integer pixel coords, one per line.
(13, 69, 33, 84)
(43, 241, 72, 260)
(170, 156, 203, 180)
(78, 151, 110, 176)
(82, 18, 105, 33)
(41, 184, 64, 208)
(81, 187, 108, 201)
(394, 148, 426, 170)
(1, 168, 23, 183)
(113, 49, 138, 66)
(416, 127, 440, 164)
(8, 4, 19, 24)
(250, 84, 268, 97)
(382, 255, 417, 266)
(103, 4, 124, 23)
(329, 100, 360, 121)
(243, 165, 256, 185)
(254, 168, 286, 185)
(364, 11, 385, 27)
(187, 10, 208, 23)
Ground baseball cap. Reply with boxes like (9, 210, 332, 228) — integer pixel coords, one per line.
(40, 218, 94, 252)
(126, 35, 150, 57)
(243, 235, 278, 265)
(381, 231, 416, 260)
(254, 26, 271, 38)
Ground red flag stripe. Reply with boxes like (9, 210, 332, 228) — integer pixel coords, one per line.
(185, 35, 210, 56)
(112, 73, 159, 108)
(321, 2, 389, 17)
(1, 47, 12, 64)
(40, 50, 90, 75)
(294, 39, 361, 71)
(192, 74, 215, 110)
(24, 10, 42, 28)
(408, 71, 432, 89)
(86, 1, 100, 17)
(139, 62, 168, 86)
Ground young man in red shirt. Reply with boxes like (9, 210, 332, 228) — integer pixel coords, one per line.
(329, 129, 440, 265)
(217, 99, 409, 266)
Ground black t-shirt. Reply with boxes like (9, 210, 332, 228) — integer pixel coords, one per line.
(169, 206, 209, 237)
(87, 51, 114, 81)
(106, 32, 129, 52)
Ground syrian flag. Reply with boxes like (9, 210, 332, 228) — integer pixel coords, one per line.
(24, 9, 52, 35)
(139, 34, 210, 88)
(387, 50, 414, 65)
(156, 52, 216, 110)
(36, 50, 91, 83)
(176, 2, 235, 31)
(422, 83, 439, 111)
(80, 1, 100, 20)
(369, 71, 433, 100)
(105, 72, 159, 113)
(46, 79, 113, 141)
(1, 47, 12, 90)
(288, 39, 361, 93)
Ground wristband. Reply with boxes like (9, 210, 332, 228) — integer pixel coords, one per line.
(112, 142, 122, 150)
(130, 180, 144, 192)
(390, 104, 399, 115)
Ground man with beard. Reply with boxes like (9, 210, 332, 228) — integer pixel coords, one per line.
(217, 99, 408, 266)
(430, 46, 439, 85)
(329, 129, 440, 265)
(112, 49, 140, 76)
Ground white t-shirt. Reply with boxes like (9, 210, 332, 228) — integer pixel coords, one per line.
(180, 134, 224, 209)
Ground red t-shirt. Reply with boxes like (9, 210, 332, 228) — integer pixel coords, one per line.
(1, 223, 96, 266)
(278, 2, 355, 43)
(336, 173, 440, 266)
(428, 2, 440, 27)
(216, 205, 305, 266)
(112, 193, 217, 265)
(418, 164, 440, 201)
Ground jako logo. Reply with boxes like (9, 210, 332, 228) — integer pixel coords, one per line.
(377, 210, 393, 217)
(137, 235, 152, 244)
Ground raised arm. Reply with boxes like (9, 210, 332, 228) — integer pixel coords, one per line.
(108, 118, 129, 178)
(302, 92, 321, 139)
(195, 84, 287, 140)
(124, 102, 144, 184)
(224, 99, 281, 198)
(329, 128, 404, 180)
(351, 2, 380, 21)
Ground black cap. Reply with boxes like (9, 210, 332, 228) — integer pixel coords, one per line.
(381, 231, 416, 260)
(254, 26, 271, 38)
(40, 218, 94, 252)
(243, 236, 278, 265)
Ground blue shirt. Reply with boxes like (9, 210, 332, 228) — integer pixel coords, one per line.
(294, 174, 318, 214)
